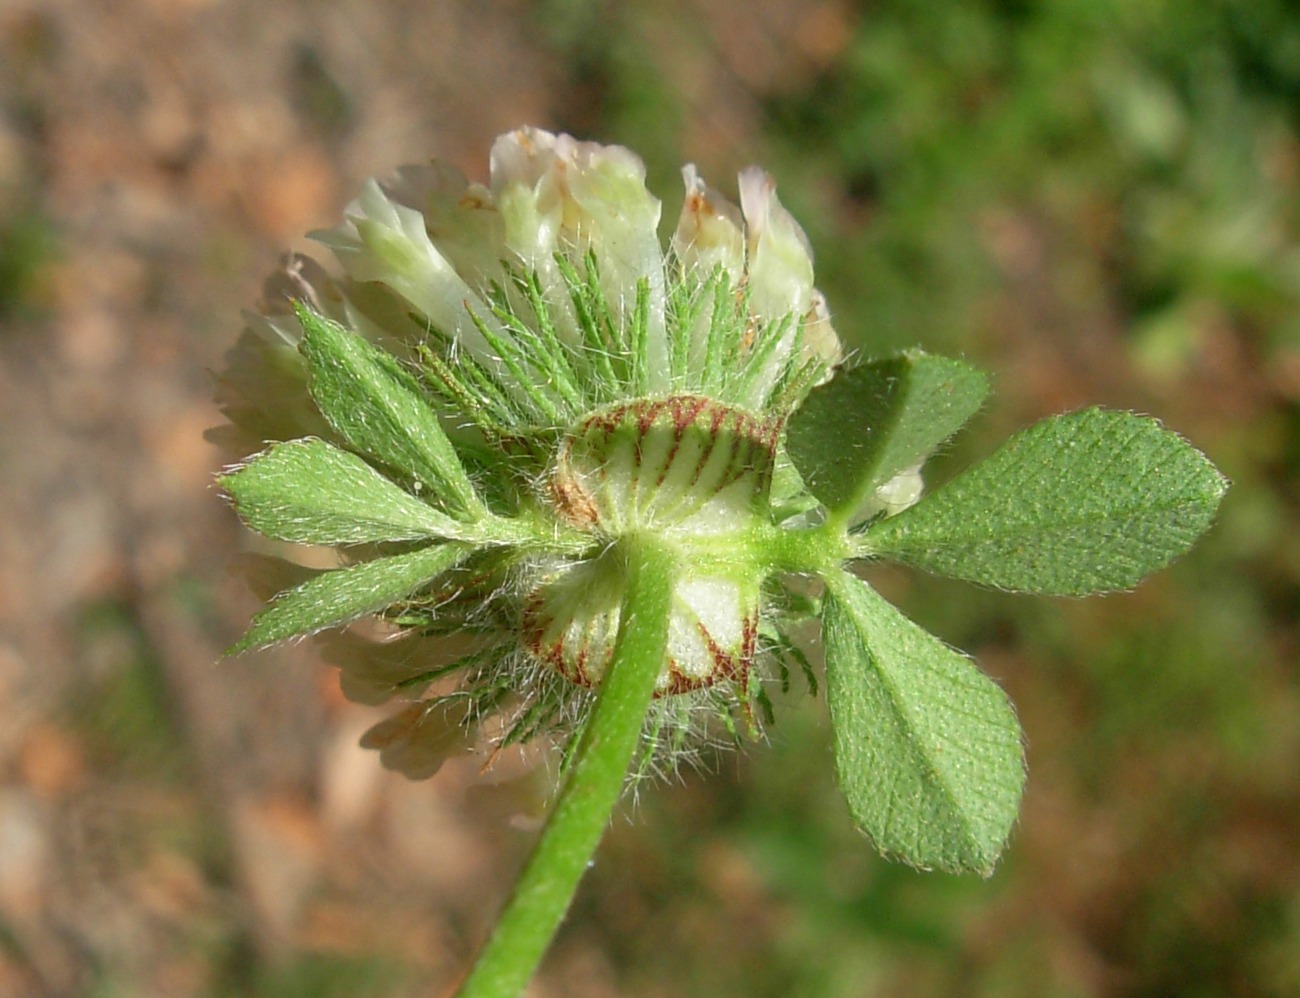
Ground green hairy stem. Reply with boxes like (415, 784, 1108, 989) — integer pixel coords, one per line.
(455, 537, 677, 997)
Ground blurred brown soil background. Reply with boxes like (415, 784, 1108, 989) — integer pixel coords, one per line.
(1, 1, 1298, 996)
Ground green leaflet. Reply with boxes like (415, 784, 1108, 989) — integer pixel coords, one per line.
(228, 542, 469, 654)
(296, 304, 484, 519)
(863, 408, 1229, 595)
(786, 351, 988, 522)
(822, 569, 1025, 876)
(222, 438, 472, 545)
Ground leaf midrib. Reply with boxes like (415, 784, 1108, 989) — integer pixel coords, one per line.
(872, 489, 1213, 551)
(829, 578, 989, 866)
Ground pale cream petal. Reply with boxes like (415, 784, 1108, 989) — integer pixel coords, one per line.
(310, 180, 559, 411)
(312, 180, 505, 365)
(801, 288, 844, 375)
(872, 464, 925, 517)
(672, 164, 745, 281)
(739, 166, 815, 319)
(491, 127, 668, 387)
(360, 698, 477, 781)
(383, 161, 508, 293)
(319, 630, 474, 706)
(490, 130, 582, 345)
(737, 167, 819, 406)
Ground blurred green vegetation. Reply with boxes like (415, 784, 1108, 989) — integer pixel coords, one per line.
(0, 206, 54, 322)
(531, 1, 1300, 996)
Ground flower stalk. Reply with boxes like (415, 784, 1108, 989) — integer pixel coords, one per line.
(456, 536, 676, 998)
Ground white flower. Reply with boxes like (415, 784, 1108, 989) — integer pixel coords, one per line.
(673, 164, 746, 281)
(231, 126, 843, 429)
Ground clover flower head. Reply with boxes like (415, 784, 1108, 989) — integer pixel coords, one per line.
(214, 126, 910, 781)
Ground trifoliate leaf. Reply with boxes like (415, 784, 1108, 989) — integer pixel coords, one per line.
(786, 351, 988, 522)
(822, 570, 1025, 875)
(863, 408, 1229, 595)
(222, 438, 473, 545)
(228, 542, 469, 654)
(295, 304, 484, 519)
